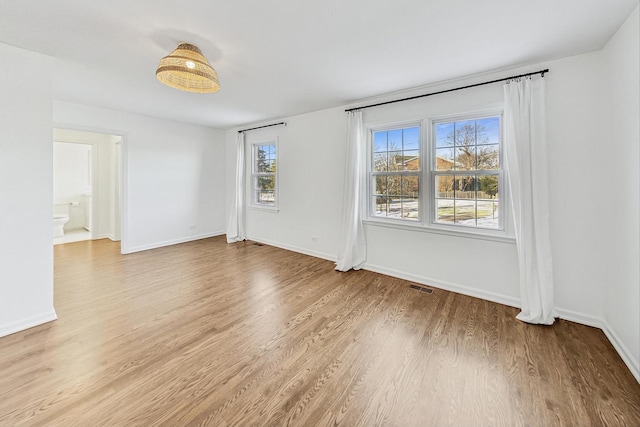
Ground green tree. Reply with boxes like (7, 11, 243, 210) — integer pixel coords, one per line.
(256, 145, 275, 201)
(479, 175, 498, 198)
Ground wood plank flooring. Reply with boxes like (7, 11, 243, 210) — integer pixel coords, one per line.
(0, 236, 638, 426)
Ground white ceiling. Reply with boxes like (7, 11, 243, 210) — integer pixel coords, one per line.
(0, 0, 637, 129)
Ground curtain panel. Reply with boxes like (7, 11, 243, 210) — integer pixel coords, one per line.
(504, 77, 556, 325)
(226, 132, 246, 243)
(335, 110, 367, 271)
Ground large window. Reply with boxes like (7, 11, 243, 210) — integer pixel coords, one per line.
(368, 112, 505, 236)
(371, 125, 420, 219)
(251, 142, 277, 208)
(432, 115, 501, 229)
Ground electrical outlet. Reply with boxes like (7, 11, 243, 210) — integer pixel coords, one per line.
(189, 225, 197, 230)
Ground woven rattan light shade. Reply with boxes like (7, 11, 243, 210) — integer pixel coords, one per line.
(156, 43, 220, 93)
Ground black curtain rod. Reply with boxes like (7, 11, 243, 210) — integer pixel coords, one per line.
(345, 69, 549, 113)
(238, 122, 286, 134)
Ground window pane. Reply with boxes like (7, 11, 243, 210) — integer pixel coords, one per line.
(478, 144, 499, 170)
(402, 175, 419, 219)
(256, 145, 275, 173)
(478, 175, 499, 200)
(374, 175, 387, 196)
(373, 153, 388, 172)
(388, 199, 403, 218)
(402, 175, 419, 199)
(402, 198, 419, 219)
(455, 175, 477, 199)
(259, 159, 274, 173)
(371, 125, 421, 222)
(255, 175, 275, 205)
(432, 115, 502, 230)
(256, 176, 274, 191)
(374, 196, 389, 216)
(435, 123, 454, 147)
(256, 148, 266, 172)
(436, 148, 455, 170)
(403, 127, 420, 151)
(256, 190, 275, 205)
(387, 176, 401, 198)
(477, 117, 500, 145)
(454, 200, 477, 225)
(454, 120, 475, 146)
(477, 200, 500, 228)
(455, 146, 476, 170)
(388, 129, 402, 151)
(436, 175, 454, 199)
(373, 131, 387, 153)
(436, 199, 454, 224)
(389, 151, 403, 171)
(386, 176, 401, 217)
(252, 143, 277, 207)
(403, 150, 419, 170)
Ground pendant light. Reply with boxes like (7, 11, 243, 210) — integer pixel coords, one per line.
(156, 43, 220, 93)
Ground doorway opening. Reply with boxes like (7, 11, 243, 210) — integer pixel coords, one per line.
(53, 128, 123, 246)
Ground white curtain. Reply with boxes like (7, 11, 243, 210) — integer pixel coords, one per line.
(504, 77, 556, 325)
(226, 132, 246, 243)
(335, 110, 367, 271)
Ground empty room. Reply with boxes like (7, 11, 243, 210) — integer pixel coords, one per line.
(1, 1, 639, 425)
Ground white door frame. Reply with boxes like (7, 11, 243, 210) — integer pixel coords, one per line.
(53, 124, 128, 254)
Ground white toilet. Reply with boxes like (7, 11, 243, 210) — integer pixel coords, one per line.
(53, 214, 70, 238)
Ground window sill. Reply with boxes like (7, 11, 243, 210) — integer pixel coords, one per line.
(362, 218, 516, 244)
(249, 205, 279, 213)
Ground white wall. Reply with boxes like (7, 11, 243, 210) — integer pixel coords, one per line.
(226, 108, 348, 260)
(545, 51, 607, 322)
(226, 20, 640, 380)
(54, 101, 227, 253)
(228, 60, 603, 310)
(359, 82, 519, 305)
(0, 43, 56, 336)
(227, 82, 521, 305)
(601, 5, 640, 382)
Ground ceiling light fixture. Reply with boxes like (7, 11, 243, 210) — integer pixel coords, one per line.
(156, 43, 220, 93)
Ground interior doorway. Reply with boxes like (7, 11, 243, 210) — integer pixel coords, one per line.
(53, 128, 123, 245)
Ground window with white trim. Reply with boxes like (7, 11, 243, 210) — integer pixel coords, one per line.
(367, 112, 505, 236)
(251, 142, 277, 208)
(371, 125, 421, 220)
(432, 115, 501, 229)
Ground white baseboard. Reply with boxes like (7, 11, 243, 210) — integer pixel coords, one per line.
(362, 267, 639, 385)
(123, 231, 225, 254)
(246, 236, 337, 263)
(0, 310, 58, 338)
(553, 307, 603, 329)
(128, 234, 640, 385)
(94, 233, 118, 241)
(601, 320, 640, 384)
(544, 308, 639, 383)
(363, 262, 522, 309)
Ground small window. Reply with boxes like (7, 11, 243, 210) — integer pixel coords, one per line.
(251, 142, 277, 208)
(432, 115, 501, 229)
(370, 125, 421, 220)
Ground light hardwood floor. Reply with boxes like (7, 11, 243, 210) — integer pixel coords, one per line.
(0, 237, 638, 426)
